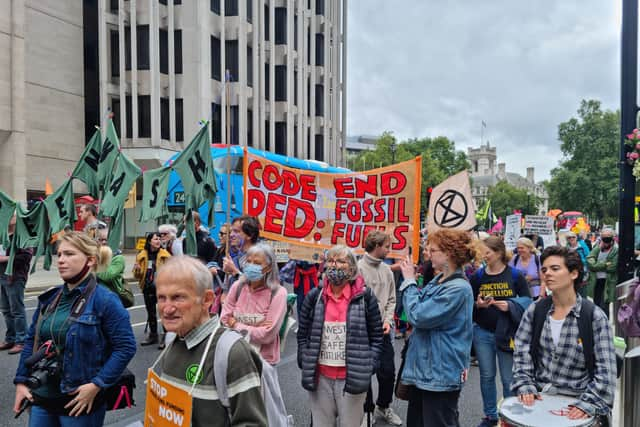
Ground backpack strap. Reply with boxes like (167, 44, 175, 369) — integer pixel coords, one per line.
(514, 254, 520, 267)
(530, 297, 553, 372)
(577, 299, 596, 379)
(213, 329, 244, 407)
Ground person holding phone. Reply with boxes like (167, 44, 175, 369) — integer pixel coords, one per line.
(470, 236, 532, 427)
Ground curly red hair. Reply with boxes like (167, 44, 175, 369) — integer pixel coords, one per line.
(427, 229, 477, 268)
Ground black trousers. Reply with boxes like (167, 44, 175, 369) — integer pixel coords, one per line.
(406, 388, 461, 427)
(364, 333, 396, 411)
(594, 278, 610, 318)
(142, 283, 158, 335)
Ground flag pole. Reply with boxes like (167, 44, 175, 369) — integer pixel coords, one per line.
(225, 69, 232, 258)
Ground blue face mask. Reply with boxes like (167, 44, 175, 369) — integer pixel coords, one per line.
(243, 263, 265, 282)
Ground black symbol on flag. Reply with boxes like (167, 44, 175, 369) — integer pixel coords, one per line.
(434, 190, 468, 228)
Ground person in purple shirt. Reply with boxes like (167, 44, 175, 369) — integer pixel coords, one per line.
(509, 237, 542, 298)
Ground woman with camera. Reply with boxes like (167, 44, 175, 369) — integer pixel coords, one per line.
(13, 231, 136, 426)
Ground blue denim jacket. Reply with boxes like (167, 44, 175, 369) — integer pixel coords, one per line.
(400, 271, 474, 392)
(14, 276, 136, 392)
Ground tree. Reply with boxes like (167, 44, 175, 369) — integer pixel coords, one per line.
(546, 100, 619, 224)
(350, 132, 470, 212)
(486, 180, 541, 220)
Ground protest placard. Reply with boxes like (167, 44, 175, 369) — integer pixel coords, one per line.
(504, 214, 522, 251)
(145, 370, 192, 427)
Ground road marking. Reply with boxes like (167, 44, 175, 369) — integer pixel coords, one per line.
(132, 321, 147, 327)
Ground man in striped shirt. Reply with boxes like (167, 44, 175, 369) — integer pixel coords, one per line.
(154, 256, 267, 426)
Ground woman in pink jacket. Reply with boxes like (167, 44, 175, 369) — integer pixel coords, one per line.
(221, 243, 287, 364)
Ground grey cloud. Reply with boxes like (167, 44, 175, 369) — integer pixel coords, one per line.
(347, 1, 620, 180)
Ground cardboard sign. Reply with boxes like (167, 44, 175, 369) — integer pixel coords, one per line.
(504, 214, 522, 251)
(244, 150, 422, 262)
(318, 321, 347, 367)
(144, 369, 193, 427)
(523, 215, 554, 236)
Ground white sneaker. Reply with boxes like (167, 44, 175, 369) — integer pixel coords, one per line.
(361, 412, 375, 427)
(375, 406, 402, 426)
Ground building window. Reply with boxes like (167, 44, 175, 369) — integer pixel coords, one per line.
(315, 135, 324, 161)
(247, 109, 253, 147)
(225, 40, 239, 81)
(265, 64, 270, 100)
(110, 0, 118, 12)
(294, 125, 298, 157)
(247, 0, 252, 23)
(110, 31, 119, 77)
(307, 78, 310, 115)
(112, 98, 121, 135)
(247, 46, 253, 87)
(315, 84, 324, 116)
(176, 98, 184, 141)
(230, 106, 239, 144)
(307, 31, 311, 65)
(125, 27, 131, 70)
(294, 71, 298, 106)
(211, 36, 221, 81)
(275, 8, 286, 45)
(294, 15, 298, 50)
(137, 25, 150, 70)
(275, 65, 286, 101)
(211, 0, 220, 14)
(265, 120, 270, 151)
(174, 30, 183, 73)
(211, 102, 222, 143)
(161, 98, 170, 140)
(264, 5, 269, 41)
(315, 33, 324, 66)
(275, 122, 286, 155)
(125, 96, 132, 137)
(316, 0, 324, 16)
(160, 29, 168, 74)
(225, 0, 238, 16)
(138, 95, 151, 138)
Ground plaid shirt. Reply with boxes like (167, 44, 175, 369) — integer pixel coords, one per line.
(511, 295, 616, 416)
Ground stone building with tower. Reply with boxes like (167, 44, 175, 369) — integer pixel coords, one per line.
(468, 142, 548, 214)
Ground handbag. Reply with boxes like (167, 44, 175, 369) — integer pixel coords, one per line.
(99, 368, 136, 411)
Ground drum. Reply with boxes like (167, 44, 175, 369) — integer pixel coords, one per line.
(498, 395, 596, 427)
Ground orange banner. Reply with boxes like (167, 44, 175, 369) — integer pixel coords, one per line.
(244, 150, 422, 262)
(144, 369, 193, 427)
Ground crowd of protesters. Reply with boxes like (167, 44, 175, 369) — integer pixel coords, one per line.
(2, 204, 621, 427)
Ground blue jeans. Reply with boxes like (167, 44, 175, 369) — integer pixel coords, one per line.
(473, 324, 513, 420)
(0, 277, 27, 344)
(29, 404, 106, 427)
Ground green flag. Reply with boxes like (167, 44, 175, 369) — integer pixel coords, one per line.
(98, 118, 122, 192)
(171, 123, 217, 215)
(107, 207, 124, 252)
(100, 153, 141, 217)
(72, 130, 103, 198)
(9, 203, 50, 274)
(0, 191, 16, 248)
(139, 166, 172, 222)
(43, 179, 76, 233)
(476, 199, 491, 222)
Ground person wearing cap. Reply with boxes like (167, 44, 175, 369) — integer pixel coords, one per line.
(586, 229, 618, 318)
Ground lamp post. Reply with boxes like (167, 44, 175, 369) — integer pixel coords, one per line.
(390, 141, 397, 164)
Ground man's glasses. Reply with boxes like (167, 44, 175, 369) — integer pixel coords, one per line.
(158, 232, 168, 237)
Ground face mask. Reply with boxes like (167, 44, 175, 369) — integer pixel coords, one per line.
(325, 267, 349, 285)
(243, 263, 265, 282)
(602, 237, 613, 244)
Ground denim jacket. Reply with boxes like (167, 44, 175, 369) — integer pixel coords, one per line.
(399, 271, 474, 392)
(14, 275, 136, 393)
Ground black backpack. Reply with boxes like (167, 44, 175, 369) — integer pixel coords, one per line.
(530, 297, 622, 378)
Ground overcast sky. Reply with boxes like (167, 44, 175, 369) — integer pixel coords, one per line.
(346, 1, 621, 181)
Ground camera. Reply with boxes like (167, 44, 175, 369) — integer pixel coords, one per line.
(24, 340, 59, 389)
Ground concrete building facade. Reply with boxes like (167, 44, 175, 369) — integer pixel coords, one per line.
(468, 142, 549, 215)
(1, 0, 346, 203)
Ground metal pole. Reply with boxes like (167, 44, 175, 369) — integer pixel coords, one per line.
(225, 69, 232, 258)
(619, 2, 639, 425)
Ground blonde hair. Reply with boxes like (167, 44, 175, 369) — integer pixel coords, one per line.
(516, 237, 538, 255)
(59, 231, 111, 272)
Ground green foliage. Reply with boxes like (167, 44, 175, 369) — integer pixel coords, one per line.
(348, 132, 471, 212)
(485, 180, 541, 220)
(546, 100, 620, 221)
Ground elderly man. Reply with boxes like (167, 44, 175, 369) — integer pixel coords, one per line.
(154, 256, 267, 426)
(158, 224, 183, 256)
(586, 229, 618, 318)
